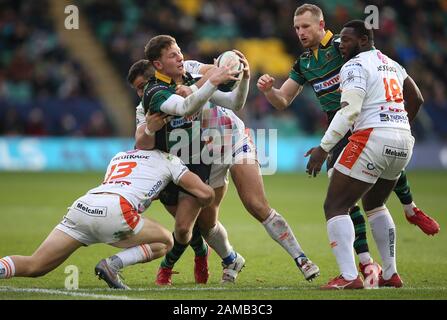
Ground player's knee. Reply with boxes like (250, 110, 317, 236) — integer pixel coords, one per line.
(244, 197, 269, 220)
(175, 225, 192, 243)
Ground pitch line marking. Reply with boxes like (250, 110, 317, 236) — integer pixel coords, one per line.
(0, 286, 143, 300)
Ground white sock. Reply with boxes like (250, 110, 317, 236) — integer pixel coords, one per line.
(327, 215, 358, 280)
(403, 202, 416, 217)
(0, 256, 15, 279)
(108, 244, 153, 270)
(262, 209, 304, 259)
(366, 206, 397, 280)
(202, 222, 233, 260)
(358, 252, 373, 266)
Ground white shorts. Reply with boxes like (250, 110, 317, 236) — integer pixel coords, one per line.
(56, 193, 144, 246)
(334, 128, 414, 184)
(209, 132, 258, 188)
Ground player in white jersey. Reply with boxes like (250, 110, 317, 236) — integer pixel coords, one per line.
(129, 52, 320, 285)
(0, 149, 214, 289)
(306, 20, 424, 289)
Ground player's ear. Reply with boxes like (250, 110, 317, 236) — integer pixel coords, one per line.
(153, 60, 162, 70)
(360, 35, 369, 47)
(319, 19, 325, 30)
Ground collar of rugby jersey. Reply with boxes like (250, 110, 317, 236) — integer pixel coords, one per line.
(312, 30, 334, 60)
(154, 70, 173, 84)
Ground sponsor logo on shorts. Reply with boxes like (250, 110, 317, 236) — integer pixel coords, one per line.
(75, 201, 107, 217)
(382, 146, 409, 159)
(361, 170, 378, 178)
(367, 163, 376, 170)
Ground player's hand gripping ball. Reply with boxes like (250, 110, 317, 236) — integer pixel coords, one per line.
(215, 50, 243, 92)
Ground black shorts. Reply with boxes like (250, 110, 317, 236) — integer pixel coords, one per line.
(159, 163, 211, 206)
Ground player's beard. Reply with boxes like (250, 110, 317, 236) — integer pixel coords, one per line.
(344, 44, 361, 62)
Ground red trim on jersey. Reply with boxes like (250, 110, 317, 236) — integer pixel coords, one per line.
(338, 128, 374, 169)
(119, 196, 140, 230)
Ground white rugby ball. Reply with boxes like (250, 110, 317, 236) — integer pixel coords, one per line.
(216, 50, 243, 92)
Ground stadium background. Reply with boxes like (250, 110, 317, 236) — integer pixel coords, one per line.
(0, 0, 446, 300)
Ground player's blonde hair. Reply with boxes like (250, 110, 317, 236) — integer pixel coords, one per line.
(294, 3, 324, 20)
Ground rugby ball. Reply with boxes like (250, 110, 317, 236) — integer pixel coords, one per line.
(216, 50, 243, 92)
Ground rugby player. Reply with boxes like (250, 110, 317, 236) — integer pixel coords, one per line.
(306, 20, 423, 289)
(128, 59, 212, 285)
(142, 35, 247, 284)
(257, 3, 439, 278)
(132, 35, 320, 284)
(0, 149, 214, 290)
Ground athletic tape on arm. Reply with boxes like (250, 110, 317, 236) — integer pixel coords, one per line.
(209, 77, 249, 111)
(320, 89, 365, 152)
(160, 80, 217, 116)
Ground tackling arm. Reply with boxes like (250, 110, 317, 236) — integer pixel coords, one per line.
(177, 172, 215, 207)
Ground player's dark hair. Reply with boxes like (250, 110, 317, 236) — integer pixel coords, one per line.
(144, 35, 176, 62)
(343, 19, 374, 44)
(127, 59, 154, 85)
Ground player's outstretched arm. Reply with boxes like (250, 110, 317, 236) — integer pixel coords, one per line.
(177, 172, 215, 207)
(257, 75, 303, 110)
(160, 65, 239, 117)
(403, 76, 424, 123)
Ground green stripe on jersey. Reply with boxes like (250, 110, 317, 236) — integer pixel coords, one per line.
(142, 73, 202, 160)
(289, 36, 344, 112)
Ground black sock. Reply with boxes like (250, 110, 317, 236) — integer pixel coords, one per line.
(189, 224, 208, 257)
(160, 233, 189, 268)
(394, 170, 413, 205)
(349, 206, 369, 255)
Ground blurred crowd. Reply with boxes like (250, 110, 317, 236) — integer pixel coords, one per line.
(0, 0, 113, 136)
(1, 0, 447, 140)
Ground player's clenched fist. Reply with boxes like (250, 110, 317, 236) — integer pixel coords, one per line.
(257, 74, 275, 92)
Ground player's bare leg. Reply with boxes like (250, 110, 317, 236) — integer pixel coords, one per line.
(362, 178, 403, 288)
(155, 194, 203, 285)
(95, 217, 173, 289)
(158, 201, 211, 284)
(230, 162, 319, 281)
(192, 185, 225, 284)
(197, 186, 246, 283)
(321, 169, 372, 290)
(0, 229, 82, 279)
(328, 139, 377, 275)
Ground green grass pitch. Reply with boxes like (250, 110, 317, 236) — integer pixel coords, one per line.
(0, 171, 446, 300)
